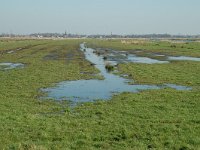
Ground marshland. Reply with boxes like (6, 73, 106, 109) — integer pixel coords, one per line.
(0, 38, 199, 149)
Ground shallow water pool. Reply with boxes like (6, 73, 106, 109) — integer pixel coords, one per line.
(42, 44, 191, 103)
(0, 63, 24, 70)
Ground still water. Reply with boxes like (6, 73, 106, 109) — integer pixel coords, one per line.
(42, 44, 191, 102)
(0, 63, 24, 70)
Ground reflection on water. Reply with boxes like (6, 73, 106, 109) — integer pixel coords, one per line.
(42, 44, 192, 102)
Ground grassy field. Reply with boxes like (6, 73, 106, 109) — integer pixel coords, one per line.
(0, 38, 199, 149)
(87, 39, 200, 57)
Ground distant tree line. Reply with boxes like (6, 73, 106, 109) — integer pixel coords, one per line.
(0, 33, 200, 38)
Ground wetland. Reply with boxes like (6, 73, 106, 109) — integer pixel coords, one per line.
(0, 38, 199, 149)
(43, 43, 192, 103)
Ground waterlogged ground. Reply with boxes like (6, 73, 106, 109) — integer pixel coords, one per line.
(168, 56, 200, 61)
(43, 44, 191, 102)
(93, 47, 200, 64)
(0, 38, 199, 149)
(0, 62, 24, 70)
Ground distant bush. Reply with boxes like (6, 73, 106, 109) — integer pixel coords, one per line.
(170, 45, 176, 48)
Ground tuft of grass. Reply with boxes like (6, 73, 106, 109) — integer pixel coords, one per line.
(105, 63, 114, 72)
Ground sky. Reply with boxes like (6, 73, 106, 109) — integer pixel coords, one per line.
(0, 0, 200, 35)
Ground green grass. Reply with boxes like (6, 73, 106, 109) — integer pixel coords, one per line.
(117, 61, 200, 86)
(0, 38, 49, 52)
(0, 38, 199, 149)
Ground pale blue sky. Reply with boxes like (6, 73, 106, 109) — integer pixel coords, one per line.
(0, 0, 200, 35)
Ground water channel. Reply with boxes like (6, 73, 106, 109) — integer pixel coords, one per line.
(42, 44, 191, 102)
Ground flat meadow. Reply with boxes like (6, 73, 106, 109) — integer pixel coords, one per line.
(0, 38, 199, 149)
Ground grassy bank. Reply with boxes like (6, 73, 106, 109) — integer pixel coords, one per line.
(117, 61, 200, 86)
(0, 39, 199, 149)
